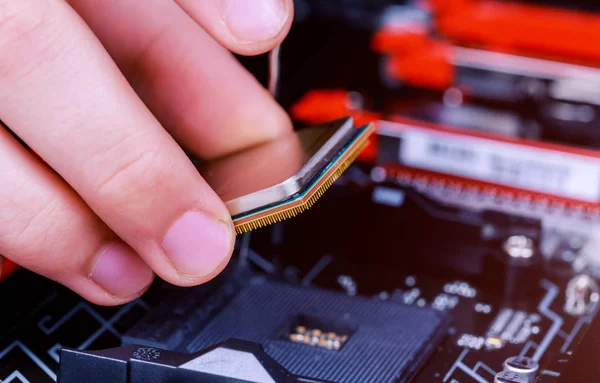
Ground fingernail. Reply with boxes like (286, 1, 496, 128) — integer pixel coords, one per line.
(162, 211, 232, 277)
(91, 243, 153, 297)
(225, 0, 287, 42)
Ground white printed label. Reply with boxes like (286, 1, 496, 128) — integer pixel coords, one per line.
(396, 127, 600, 202)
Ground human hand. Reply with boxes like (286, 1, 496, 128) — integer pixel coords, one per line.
(0, 0, 293, 304)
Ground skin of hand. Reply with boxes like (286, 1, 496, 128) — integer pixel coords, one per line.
(0, 0, 294, 305)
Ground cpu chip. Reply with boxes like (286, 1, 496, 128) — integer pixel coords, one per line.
(200, 117, 374, 234)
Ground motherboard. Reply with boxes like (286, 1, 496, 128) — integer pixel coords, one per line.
(2, 164, 599, 382)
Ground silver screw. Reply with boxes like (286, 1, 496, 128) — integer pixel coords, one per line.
(503, 235, 534, 259)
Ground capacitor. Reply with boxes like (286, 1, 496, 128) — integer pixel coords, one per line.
(503, 356, 539, 383)
(494, 370, 528, 383)
(483, 235, 543, 302)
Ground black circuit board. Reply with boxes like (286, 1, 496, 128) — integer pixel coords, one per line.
(0, 166, 596, 383)
(0, 271, 161, 382)
(0, 258, 590, 383)
(257, 253, 588, 383)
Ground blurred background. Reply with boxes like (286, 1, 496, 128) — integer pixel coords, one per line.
(243, 0, 600, 217)
(273, 0, 600, 148)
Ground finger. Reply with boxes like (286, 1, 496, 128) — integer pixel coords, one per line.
(0, 128, 153, 305)
(174, 0, 293, 55)
(69, 0, 292, 160)
(0, 0, 234, 285)
(200, 130, 305, 199)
